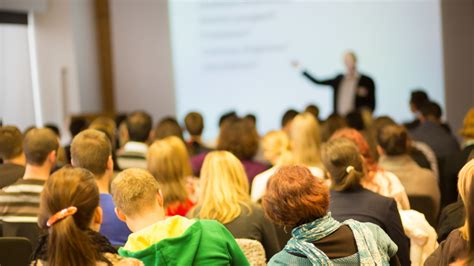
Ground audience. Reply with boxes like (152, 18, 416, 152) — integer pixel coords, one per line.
(425, 159, 474, 264)
(0, 126, 26, 188)
(262, 165, 399, 264)
(89, 116, 121, 171)
(378, 125, 441, 222)
(153, 116, 184, 141)
(321, 113, 348, 142)
(404, 90, 429, 130)
(64, 117, 88, 163)
(32, 167, 139, 265)
(0, 128, 58, 223)
(184, 112, 211, 156)
(117, 111, 152, 169)
(189, 151, 281, 259)
(281, 109, 298, 134)
(304, 104, 320, 122)
(147, 136, 195, 216)
(322, 138, 410, 265)
(71, 129, 131, 246)
(111, 168, 249, 265)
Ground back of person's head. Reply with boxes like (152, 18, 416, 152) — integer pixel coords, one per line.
(377, 125, 409, 156)
(330, 128, 376, 170)
(305, 104, 320, 121)
(196, 151, 250, 223)
(419, 101, 442, 120)
(262, 165, 329, 229)
(281, 109, 298, 128)
(147, 136, 191, 206)
(111, 168, 161, 218)
(126, 111, 152, 143)
(218, 111, 238, 127)
(410, 90, 429, 111)
(37, 167, 101, 266)
(321, 113, 348, 142)
(44, 123, 61, 138)
(0, 125, 23, 160)
(69, 118, 88, 138)
(373, 116, 396, 138)
(217, 117, 259, 160)
(290, 112, 322, 166)
(184, 112, 204, 137)
(262, 130, 290, 165)
(345, 110, 365, 130)
(89, 117, 116, 146)
(154, 116, 183, 141)
(71, 129, 111, 176)
(23, 128, 59, 166)
(244, 114, 257, 127)
(321, 138, 364, 192)
(461, 108, 474, 140)
(457, 159, 474, 240)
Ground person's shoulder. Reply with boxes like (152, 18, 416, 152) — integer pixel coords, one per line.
(268, 250, 311, 266)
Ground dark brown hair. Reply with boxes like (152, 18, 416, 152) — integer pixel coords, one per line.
(217, 118, 259, 160)
(126, 111, 152, 142)
(377, 125, 409, 156)
(262, 165, 329, 229)
(184, 112, 204, 136)
(38, 167, 101, 266)
(321, 138, 364, 191)
(71, 129, 111, 176)
(321, 114, 347, 142)
(154, 117, 184, 141)
(23, 128, 59, 165)
(0, 125, 23, 160)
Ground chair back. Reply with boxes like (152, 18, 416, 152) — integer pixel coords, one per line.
(2, 222, 42, 249)
(0, 237, 33, 266)
(235, 238, 266, 266)
(408, 195, 438, 227)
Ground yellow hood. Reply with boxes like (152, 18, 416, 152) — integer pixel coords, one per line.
(124, 216, 196, 252)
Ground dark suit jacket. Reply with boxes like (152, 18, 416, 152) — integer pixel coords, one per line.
(302, 71, 376, 114)
(329, 187, 410, 266)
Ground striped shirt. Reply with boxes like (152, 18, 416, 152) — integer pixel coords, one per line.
(0, 179, 45, 223)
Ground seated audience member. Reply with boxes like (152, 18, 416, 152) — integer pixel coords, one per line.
(153, 116, 184, 141)
(281, 109, 298, 134)
(378, 125, 441, 219)
(44, 123, 67, 167)
(215, 118, 268, 184)
(189, 151, 281, 259)
(117, 111, 152, 170)
(0, 126, 26, 188)
(304, 104, 320, 122)
(64, 117, 88, 163)
(147, 136, 195, 216)
(0, 128, 58, 223)
(262, 165, 399, 265)
(71, 129, 131, 246)
(184, 112, 211, 156)
(425, 159, 474, 264)
(251, 130, 294, 202)
(289, 112, 325, 178)
(404, 90, 429, 130)
(330, 128, 410, 210)
(89, 116, 121, 171)
(111, 168, 249, 265)
(323, 138, 410, 265)
(32, 167, 139, 265)
(410, 101, 460, 206)
(321, 113, 348, 142)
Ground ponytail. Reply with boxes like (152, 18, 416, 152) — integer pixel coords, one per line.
(331, 165, 363, 192)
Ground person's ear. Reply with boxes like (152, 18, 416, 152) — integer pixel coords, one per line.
(107, 155, 113, 171)
(94, 206, 103, 225)
(157, 190, 164, 207)
(376, 145, 384, 156)
(115, 207, 127, 223)
(48, 150, 57, 164)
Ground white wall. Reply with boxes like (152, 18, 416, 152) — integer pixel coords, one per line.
(110, 0, 176, 124)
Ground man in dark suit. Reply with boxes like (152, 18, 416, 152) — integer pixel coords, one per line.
(293, 51, 376, 115)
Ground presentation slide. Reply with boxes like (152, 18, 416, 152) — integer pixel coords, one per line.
(169, 0, 444, 140)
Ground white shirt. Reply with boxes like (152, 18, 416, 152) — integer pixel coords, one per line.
(337, 73, 359, 115)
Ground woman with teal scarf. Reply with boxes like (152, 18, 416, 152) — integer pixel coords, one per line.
(262, 165, 399, 265)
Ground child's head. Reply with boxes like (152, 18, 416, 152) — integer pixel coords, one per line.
(111, 168, 165, 231)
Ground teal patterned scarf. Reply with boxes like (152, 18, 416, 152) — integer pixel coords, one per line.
(284, 213, 392, 265)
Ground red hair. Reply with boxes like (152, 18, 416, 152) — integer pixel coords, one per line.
(262, 165, 329, 228)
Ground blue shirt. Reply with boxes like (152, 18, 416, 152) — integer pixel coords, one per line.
(99, 193, 131, 246)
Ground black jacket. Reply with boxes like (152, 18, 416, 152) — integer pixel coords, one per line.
(302, 71, 376, 114)
(329, 187, 410, 266)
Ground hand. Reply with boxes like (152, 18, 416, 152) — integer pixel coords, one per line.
(291, 60, 300, 69)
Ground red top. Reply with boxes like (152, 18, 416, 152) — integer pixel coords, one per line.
(166, 198, 195, 217)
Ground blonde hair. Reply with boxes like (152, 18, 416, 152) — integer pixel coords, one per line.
(460, 108, 474, 139)
(458, 159, 474, 239)
(111, 168, 161, 217)
(290, 112, 322, 167)
(147, 136, 192, 207)
(262, 130, 290, 165)
(193, 151, 251, 224)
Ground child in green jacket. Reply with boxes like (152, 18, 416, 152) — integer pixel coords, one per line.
(111, 168, 249, 266)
